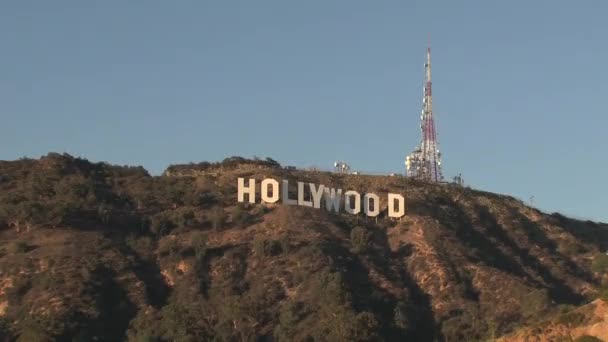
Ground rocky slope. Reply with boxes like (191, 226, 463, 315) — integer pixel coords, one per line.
(0, 153, 606, 341)
(498, 299, 608, 341)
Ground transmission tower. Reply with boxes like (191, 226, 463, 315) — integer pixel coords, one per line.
(405, 46, 443, 182)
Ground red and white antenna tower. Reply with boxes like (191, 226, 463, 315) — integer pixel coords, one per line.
(405, 44, 443, 182)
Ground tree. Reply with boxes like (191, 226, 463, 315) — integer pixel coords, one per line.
(232, 204, 250, 225)
(265, 157, 281, 168)
(173, 208, 196, 228)
(149, 214, 175, 236)
(273, 302, 302, 341)
(350, 226, 372, 254)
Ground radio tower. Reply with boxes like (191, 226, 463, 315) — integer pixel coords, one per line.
(405, 45, 443, 182)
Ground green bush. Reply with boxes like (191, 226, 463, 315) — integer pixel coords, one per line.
(308, 272, 380, 340)
(598, 287, 608, 302)
(232, 204, 250, 225)
(125, 309, 163, 341)
(173, 208, 196, 228)
(273, 301, 302, 341)
(251, 204, 272, 219)
(591, 253, 608, 273)
(521, 289, 551, 319)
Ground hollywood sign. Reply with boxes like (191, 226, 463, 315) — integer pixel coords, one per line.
(237, 177, 406, 218)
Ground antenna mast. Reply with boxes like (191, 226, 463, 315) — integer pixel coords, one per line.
(406, 44, 444, 182)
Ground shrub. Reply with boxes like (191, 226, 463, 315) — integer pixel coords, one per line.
(312, 272, 350, 305)
(210, 206, 226, 230)
(232, 204, 250, 225)
(560, 240, 587, 255)
(10, 241, 29, 254)
(0, 318, 12, 341)
(350, 226, 372, 254)
(190, 232, 207, 258)
(125, 235, 154, 257)
(265, 157, 281, 168)
(521, 289, 551, 319)
(5, 277, 31, 302)
(309, 282, 380, 342)
(173, 208, 196, 228)
(158, 238, 180, 257)
(253, 238, 282, 257)
(273, 301, 302, 341)
(591, 253, 608, 273)
(598, 287, 608, 302)
(198, 193, 217, 206)
(149, 214, 175, 236)
(16, 319, 53, 342)
(557, 311, 586, 327)
(352, 312, 379, 341)
(278, 235, 291, 253)
(393, 301, 409, 330)
(251, 205, 270, 217)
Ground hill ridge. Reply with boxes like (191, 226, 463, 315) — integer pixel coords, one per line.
(0, 153, 606, 341)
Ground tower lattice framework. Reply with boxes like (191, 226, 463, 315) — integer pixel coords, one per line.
(406, 47, 443, 182)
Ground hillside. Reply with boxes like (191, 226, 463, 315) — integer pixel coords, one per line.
(0, 153, 607, 341)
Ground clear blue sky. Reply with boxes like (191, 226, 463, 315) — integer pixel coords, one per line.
(1, 1, 607, 222)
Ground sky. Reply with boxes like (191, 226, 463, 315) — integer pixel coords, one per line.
(1, 1, 607, 222)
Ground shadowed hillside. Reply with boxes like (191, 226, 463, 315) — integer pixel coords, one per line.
(0, 153, 607, 341)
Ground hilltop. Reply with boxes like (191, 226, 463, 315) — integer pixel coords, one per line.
(0, 153, 607, 341)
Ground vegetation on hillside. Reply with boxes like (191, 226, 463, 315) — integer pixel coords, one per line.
(0, 153, 607, 341)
